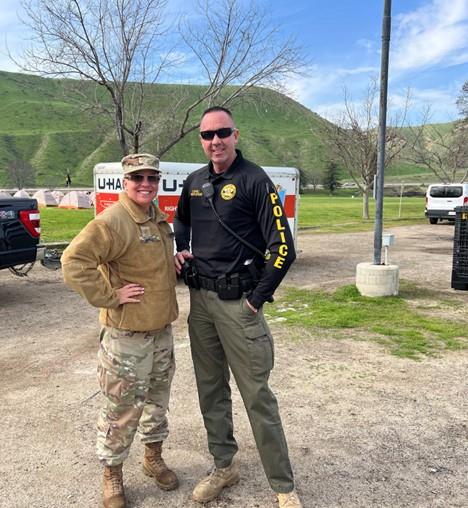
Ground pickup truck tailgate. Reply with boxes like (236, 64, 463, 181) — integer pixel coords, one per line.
(0, 198, 40, 269)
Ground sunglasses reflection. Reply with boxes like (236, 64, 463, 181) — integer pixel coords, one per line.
(200, 127, 235, 140)
(125, 174, 161, 183)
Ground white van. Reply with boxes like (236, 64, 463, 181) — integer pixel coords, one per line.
(425, 183, 468, 224)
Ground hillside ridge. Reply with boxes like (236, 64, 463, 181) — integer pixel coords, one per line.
(0, 71, 330, 186)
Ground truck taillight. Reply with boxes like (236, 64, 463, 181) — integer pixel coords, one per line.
(464, 197, 468, 204)
(19, 209, 41, 238)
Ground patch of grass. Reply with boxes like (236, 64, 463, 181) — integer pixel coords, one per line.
(40, 207, 94, 242)
(298, 195, 427, 232)
(39, 192, 430, 243)
(266, 284, 467, 359)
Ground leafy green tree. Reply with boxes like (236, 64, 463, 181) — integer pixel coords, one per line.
(457, 81, 468, 119)
(322, 162, 341, 194)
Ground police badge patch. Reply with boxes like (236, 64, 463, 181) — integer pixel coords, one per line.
(221, 184, 236, 200)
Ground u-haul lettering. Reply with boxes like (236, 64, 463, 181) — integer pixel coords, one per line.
(94, 161, 300, 244)
(97, 177, 123, 191)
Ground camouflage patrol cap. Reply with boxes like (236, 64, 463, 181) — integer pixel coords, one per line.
(121, 153, 160, 174)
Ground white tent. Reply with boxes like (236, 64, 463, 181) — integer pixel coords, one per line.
(33, 189, 58, 207)
(13, 189, 30, 198)
(59, 191, 92, 209)
(0, 191, 11, 198)
(87, 191, 95, 205)
(52, 190, 65, 202)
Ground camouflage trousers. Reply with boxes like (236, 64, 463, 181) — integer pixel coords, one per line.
(96, 325, 175, 466)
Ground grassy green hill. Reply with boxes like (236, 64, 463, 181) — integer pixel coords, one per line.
(0, 71, 332, 187)
(0, 70, 449, 188)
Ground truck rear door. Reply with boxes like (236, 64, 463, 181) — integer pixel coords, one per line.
(428, 185, 464, 217)
(0, 198, 40, 269)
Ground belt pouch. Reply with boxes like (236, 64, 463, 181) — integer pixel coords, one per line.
(217, 273, 242, 300)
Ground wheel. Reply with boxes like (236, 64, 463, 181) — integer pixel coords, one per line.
(429, 217, 438, 224)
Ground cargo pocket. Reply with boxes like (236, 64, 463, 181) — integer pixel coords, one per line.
(244, 322, 274, 375)
(97, 344, 137, 404)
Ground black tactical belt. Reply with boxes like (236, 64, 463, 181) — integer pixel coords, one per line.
(198, 273, 253, 291)
(198, 272, 255, 300)
(182, 259, 256, 300)
(198, 275, 217, 291)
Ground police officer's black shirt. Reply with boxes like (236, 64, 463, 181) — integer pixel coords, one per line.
(174, 150, 296, 309)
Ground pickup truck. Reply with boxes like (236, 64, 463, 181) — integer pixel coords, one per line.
(0, 197, 42, 274)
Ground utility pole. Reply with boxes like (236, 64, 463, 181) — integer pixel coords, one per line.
(373, 0, 392, 265)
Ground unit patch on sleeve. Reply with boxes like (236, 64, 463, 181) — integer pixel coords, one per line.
(221, 184, 237, 200)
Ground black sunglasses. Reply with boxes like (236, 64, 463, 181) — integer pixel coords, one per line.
(125, 174, 160, 183)
(200, 127, 235, 140)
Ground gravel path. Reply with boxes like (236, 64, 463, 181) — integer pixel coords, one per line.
(1, 224, 467, 508)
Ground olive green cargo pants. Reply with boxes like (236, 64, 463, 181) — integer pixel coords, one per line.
(188, 288, 294, 493)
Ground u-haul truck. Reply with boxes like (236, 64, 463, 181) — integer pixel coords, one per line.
(94, 161, 300, 243)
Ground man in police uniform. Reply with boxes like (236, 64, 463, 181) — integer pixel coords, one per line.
(62, 154, 179, 508)
(174, 107, 302, 508)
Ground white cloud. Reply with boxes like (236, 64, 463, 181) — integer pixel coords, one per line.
(313, 101, 350, 123)
(286, 1, 468, 125)
(356, 38, 376, 54)
(392, 0, 468, 71)
(396, 85, 461, 123)
(314, 85, 461, 126)
(286, 64, 378, 111)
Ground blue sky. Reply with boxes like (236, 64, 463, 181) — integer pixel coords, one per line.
(1, 0, 467, 124)
(271, 0, 468, 124)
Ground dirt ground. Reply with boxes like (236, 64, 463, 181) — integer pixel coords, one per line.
(0, 224, 467, 508)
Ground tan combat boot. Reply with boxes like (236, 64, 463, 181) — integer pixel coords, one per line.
(102, 464, 126, 508)
(277, 490, 303, 508)
(192, 458, 240, 503)
(143, 441, 179, 491)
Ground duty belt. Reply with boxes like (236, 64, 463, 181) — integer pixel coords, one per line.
(198, 273, 253, 291)
(181, 259, 257, 300)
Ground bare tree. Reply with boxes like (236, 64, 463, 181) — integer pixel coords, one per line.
(407, 117, 468, 183)
(153, 0, 303, 156)
(17, 0, 172, 155)
(6, 159, 36, 188)
(323, 79, 408, 219)
(15, 0, 303, 157)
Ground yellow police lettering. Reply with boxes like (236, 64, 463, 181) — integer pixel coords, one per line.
(276, 218, 285, 231)
(273, 205, 283, 218)
(279, 231, 286, 243)
(279, 244, 288, 257)
(270, 192, 279, 204)
(274, 257, 285, 269)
